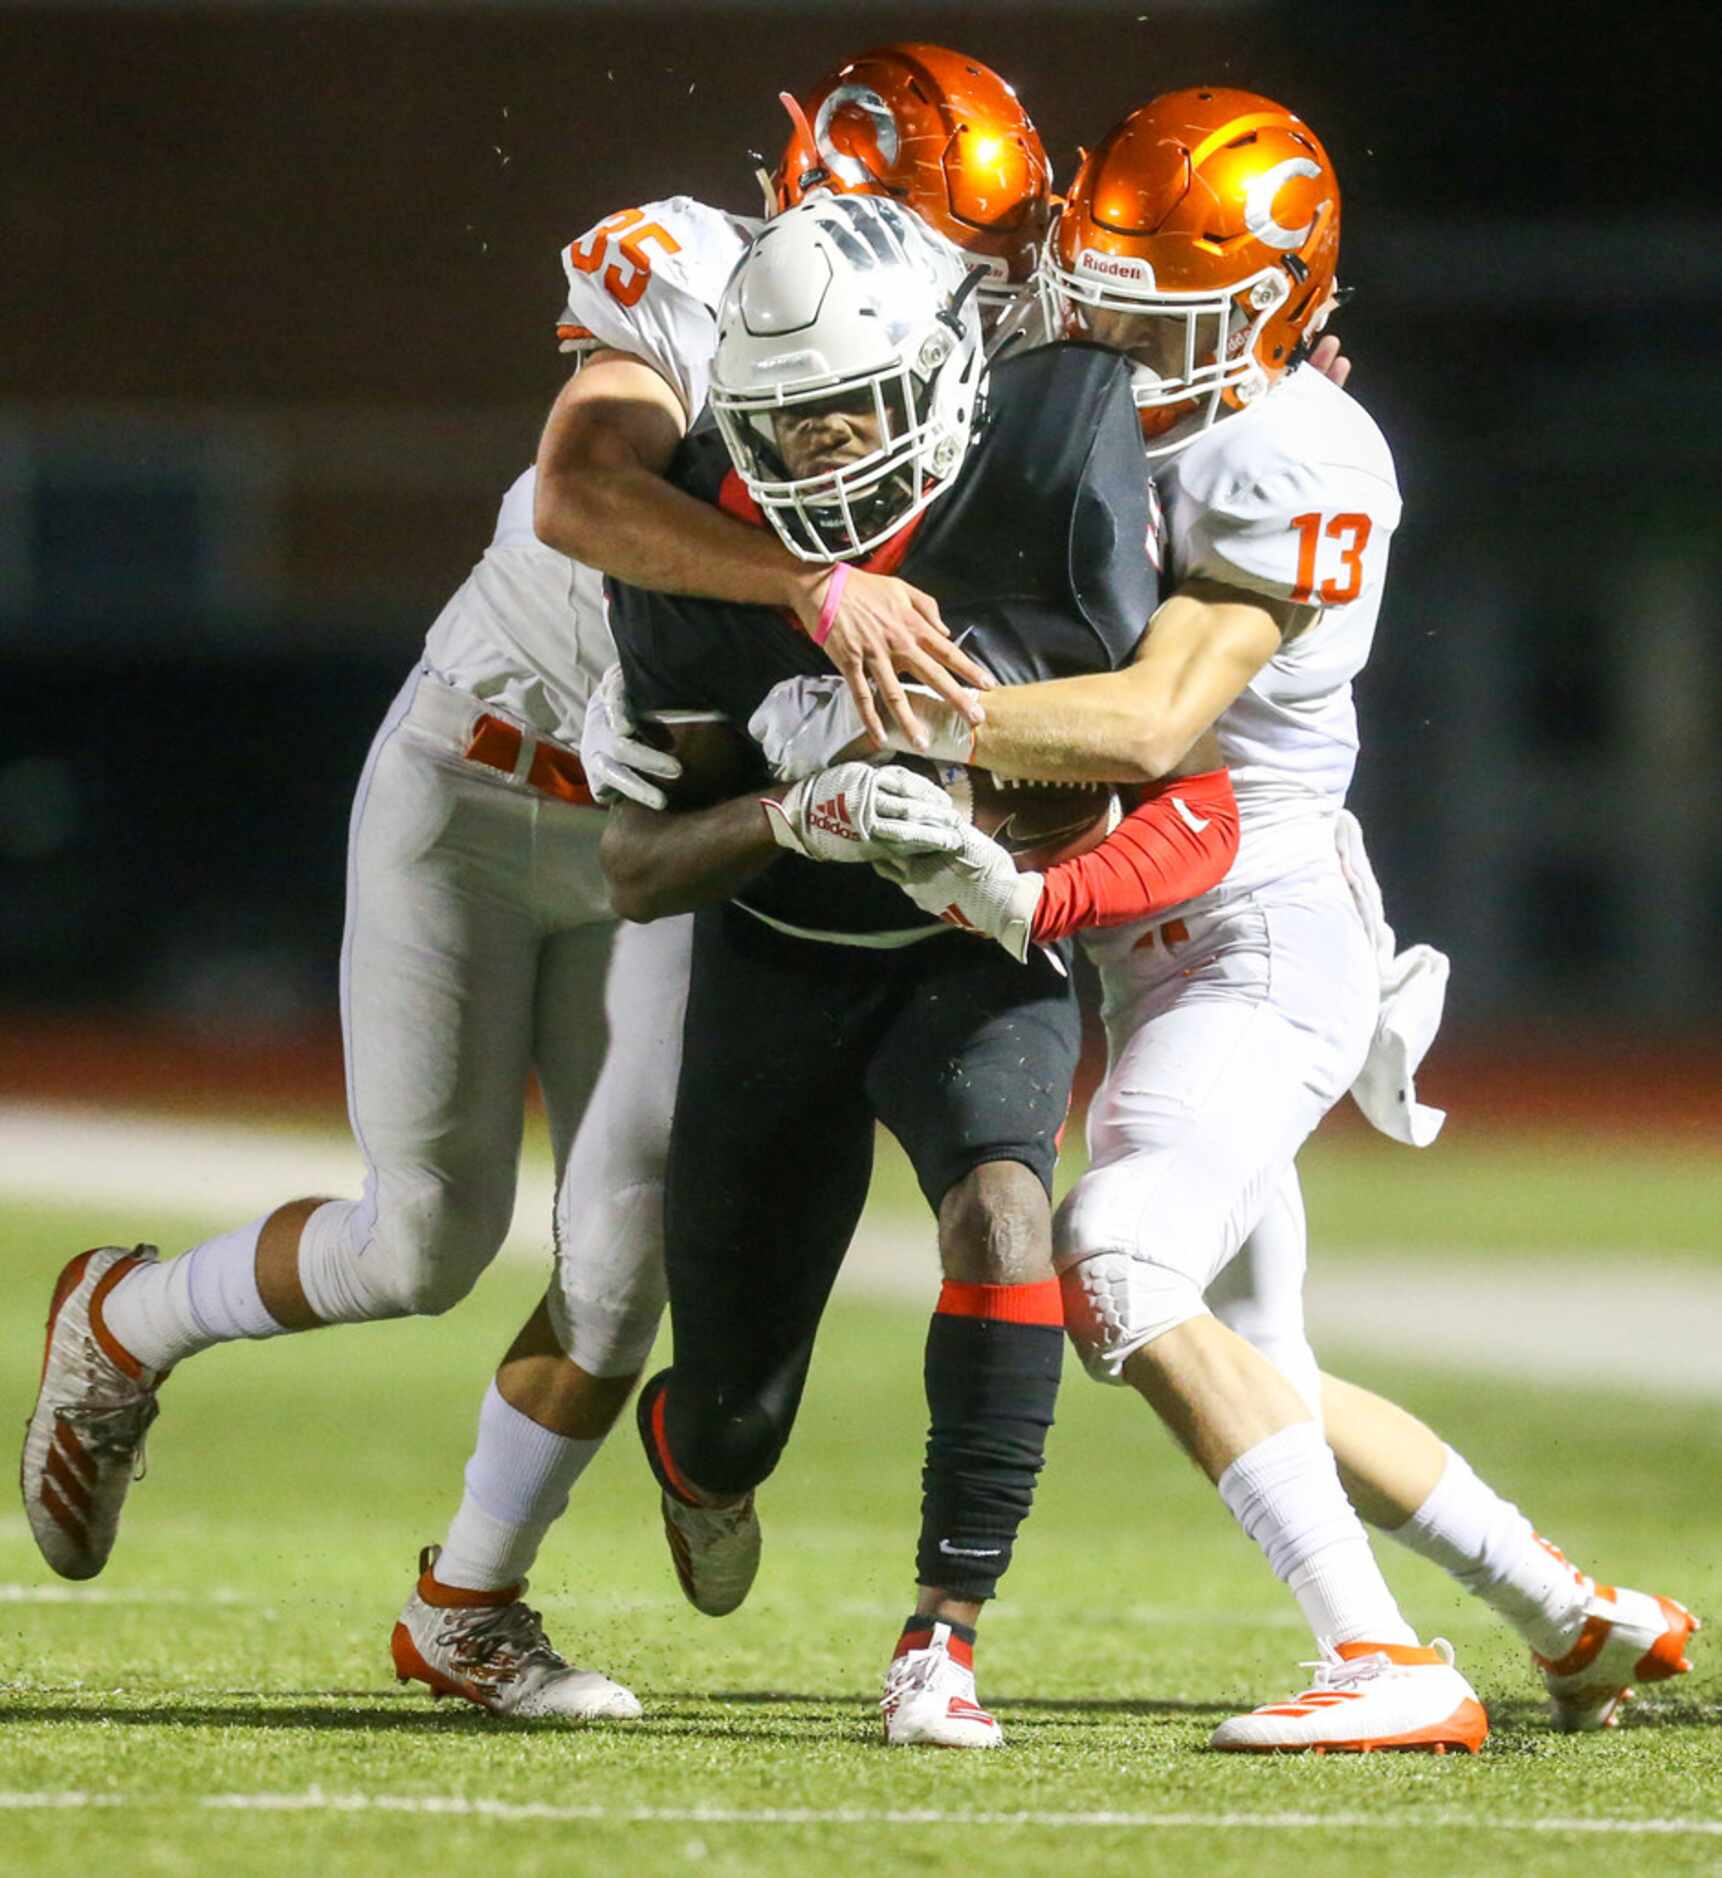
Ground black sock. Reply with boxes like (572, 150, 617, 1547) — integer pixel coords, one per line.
(915, 1304, 1062, 1600)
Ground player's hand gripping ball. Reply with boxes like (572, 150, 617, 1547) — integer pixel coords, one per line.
(763, 761, 968, 864)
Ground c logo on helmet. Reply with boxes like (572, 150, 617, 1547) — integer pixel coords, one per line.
(814, 84, 901, 190)
(1242, 157, 1324, 251)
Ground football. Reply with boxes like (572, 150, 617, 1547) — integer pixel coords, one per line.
(902, 759, 1119, 873)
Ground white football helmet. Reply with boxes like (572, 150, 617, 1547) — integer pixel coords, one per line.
(710, 196, 987, 562)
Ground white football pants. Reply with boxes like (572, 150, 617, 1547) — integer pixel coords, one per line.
(295, 669, 686, 1374)
(1057, 854, 1378, 1405)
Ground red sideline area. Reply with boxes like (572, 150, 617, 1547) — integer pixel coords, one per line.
(3, 1011, 1722, 1142)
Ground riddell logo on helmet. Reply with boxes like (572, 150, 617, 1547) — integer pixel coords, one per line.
(1077, 249, 1155, 286)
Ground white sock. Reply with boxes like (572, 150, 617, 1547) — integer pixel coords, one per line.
(434, 1380, 605, 1592)
(100, 1213, 287, 1371)
(1218, 1421, 1418, 1648)
(1386, 1444, 1589, 1658)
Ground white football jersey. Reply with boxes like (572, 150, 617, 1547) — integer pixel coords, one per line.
(1166, 364, 1399, 891)
(1082, 365, 1399, 967)
(422, 197, 755, 744)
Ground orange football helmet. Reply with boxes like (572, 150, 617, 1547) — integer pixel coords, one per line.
(772, 44, 1052, 333)
(1042, 87, 1340, 452)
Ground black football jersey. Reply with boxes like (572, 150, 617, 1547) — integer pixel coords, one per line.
(607, 341, 1159, 939)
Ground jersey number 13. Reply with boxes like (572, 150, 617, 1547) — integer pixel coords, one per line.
(1289, 511, 1373, 605)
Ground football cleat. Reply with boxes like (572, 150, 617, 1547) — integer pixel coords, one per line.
(881, 1620, 1003, 1749)
(635, 1368, 761, 1616)
(391, 1546, 641, 1720)
(658, 1489, 762, 1618)
(1209, 1638, 1488, 1755)
(1535, 1583, 1701, 1732)
(21, 1246, 167, 1580)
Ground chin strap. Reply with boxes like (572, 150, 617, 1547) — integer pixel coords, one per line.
(939, 265, 989, 342)
(1289, 282, 1355, 369)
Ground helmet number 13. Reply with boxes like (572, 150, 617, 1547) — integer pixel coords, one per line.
(1290, 511, 1372, 605)
(568, 209, 683, 310)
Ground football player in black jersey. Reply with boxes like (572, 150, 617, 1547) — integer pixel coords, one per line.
(599, 197, 1238, 1746)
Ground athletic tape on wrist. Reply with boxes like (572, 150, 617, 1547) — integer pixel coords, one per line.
(812, 564, 852, 647)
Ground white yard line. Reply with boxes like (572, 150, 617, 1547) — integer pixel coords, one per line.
(0, 1584, 254, 1606)
(0, 1790, 1717, 1836)
(3, 1101, 1718, 1395)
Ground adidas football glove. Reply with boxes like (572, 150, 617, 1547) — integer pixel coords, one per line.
(764, 762, 967, 864)
(876, 823, 1045, 962)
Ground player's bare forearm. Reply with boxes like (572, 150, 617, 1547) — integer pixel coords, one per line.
(547, 450, 829, 617)
(600, 795, 780, 923)
(533, 354, 807, 599)
(970, 582, 1290, 783)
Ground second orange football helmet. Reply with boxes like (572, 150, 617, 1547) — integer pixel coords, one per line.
(773, 43, 1052, 331)
(1042, 87, 1341, 451)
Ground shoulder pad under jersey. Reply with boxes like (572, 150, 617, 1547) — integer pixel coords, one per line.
(1168, 369, 1402, 608)
(556, 197, 758, 419)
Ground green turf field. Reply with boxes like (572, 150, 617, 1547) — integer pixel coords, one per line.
(3, 1164, 1719, 1878)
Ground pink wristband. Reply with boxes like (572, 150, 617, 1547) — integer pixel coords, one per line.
(812, 563, 851, 646)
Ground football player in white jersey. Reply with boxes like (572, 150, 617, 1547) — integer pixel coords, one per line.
(762, 87, 1697, 1745)
(1039, 90, 1696, 1742)
(19, 46, 1052, 1721)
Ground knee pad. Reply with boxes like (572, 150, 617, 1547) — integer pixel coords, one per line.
(1055, 1248, 1209, 1386)
(342, 1181, 505, 1320)
(384, 1196, 502, 1316)
(664, 1388, 789, 1498)
(549, 1179, 668, 1378)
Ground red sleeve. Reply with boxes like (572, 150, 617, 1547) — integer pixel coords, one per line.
(1029, 768, 1239, 943)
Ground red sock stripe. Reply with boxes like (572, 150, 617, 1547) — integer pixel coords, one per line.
(935, 1278, 1064, 1327)
(896, 1626, 975, 1670)
(650, 1384, 700, 1506)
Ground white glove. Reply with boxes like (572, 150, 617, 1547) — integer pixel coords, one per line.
(763, 762, 966, 864)
(581, 664, 683, 811)
(750, 674, 977, 780)
(877, 823, 1045, 962)
(1335, 809, 1449, 1146)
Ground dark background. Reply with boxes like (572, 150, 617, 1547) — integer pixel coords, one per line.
(4, 1, 1719, 1050)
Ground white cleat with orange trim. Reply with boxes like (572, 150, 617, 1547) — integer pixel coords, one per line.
(21, 1246, 167, 1581)
(881, 1620, 1003, 1749)
(390, 1546, 642, 1721)
(1536, 1582, 1701, 1732)
(1209, 1638, 1488, 1755)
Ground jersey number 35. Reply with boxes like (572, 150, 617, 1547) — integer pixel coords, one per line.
(567, 209, 683, 310)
